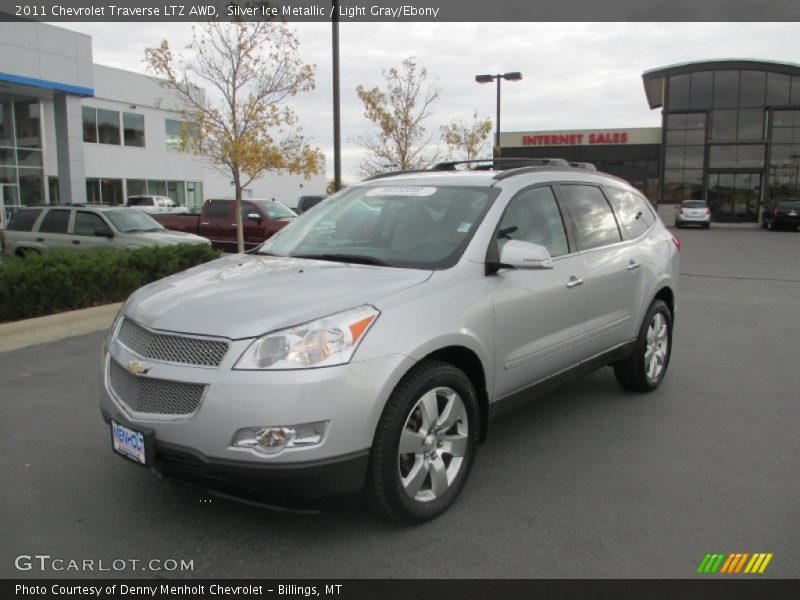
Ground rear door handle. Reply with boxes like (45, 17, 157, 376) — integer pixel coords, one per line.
(566, 276, 584, 289)
(36, 238, 44, 242)
(72, 240, 80, 245)
(627, 261, 640, 271)
(200, 222, 210, 225)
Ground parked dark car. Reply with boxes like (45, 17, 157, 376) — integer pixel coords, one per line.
(762, 198, 800, 230)
(296, 195, 326, 214)
(153, 198, 296, 250)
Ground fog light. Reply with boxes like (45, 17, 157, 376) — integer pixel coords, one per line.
(232, 421, 328, 454)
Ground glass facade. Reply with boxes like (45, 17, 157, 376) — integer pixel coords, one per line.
(0, 93, 44, 213)
(651, 61, 800, 222)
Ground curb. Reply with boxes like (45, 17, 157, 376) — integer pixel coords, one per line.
(0, 302, 122, 354)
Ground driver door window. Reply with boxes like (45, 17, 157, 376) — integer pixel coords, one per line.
(496, 186, 569, 257)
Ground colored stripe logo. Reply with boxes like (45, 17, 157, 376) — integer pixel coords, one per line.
(697, 553, 773, 574)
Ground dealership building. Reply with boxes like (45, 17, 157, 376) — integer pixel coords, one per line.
(0, 22, 326, 222)
(501, 59, 800, 222)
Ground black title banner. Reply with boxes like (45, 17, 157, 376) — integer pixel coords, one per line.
(5, 579, 800, 600)
(1, 0, 800, 22)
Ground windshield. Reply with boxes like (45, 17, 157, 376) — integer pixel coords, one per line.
(258, 184, 496, 269)
(251, 200, 296, 220)
(105, 209, 165, 233)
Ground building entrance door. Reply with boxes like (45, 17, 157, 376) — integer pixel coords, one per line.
(0, 184, 19, 228)
(707, 172, 762, 222)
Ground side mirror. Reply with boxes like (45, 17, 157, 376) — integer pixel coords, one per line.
(495, 240, 554, 270)
(94, 228, 114, 238)
(247, 213, 262, 223)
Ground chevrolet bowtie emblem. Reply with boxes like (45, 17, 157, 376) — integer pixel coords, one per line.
(126, 361, 150, 376)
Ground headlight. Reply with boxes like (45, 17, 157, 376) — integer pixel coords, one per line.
(234, 305, 380, 370)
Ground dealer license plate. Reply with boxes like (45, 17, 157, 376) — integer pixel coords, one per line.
(111, 420, 146, 465)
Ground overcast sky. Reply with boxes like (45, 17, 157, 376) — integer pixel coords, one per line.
(56, 22, 800, 184)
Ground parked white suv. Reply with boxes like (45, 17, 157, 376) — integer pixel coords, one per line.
(126, 195, 188, 214)
(101, 161, 679, 522)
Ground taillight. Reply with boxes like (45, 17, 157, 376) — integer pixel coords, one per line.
(705, 208, 711, 216)
(774, 208, 780, 217)
(672, 235, 681, 251)
(677, 208, 684, 214)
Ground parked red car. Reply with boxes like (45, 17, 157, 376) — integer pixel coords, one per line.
(153, 198, 296, 250)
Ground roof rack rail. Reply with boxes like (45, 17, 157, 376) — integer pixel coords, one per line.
(432, 158, 570, 170)
(568, 161, 598, 172)
(363, 169, 436, 181)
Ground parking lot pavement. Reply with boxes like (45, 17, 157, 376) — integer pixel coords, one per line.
(1, 226, 798, 579)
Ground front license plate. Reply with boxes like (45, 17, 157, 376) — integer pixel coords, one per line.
(111, 420, 146, 465)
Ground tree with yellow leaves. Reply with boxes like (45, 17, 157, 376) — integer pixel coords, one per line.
(355, 57, 441, 177)
(441, 112, 494, 166)
(146, 22, 323, 253)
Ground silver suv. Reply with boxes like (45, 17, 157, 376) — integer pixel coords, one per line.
(100, 164, 679, 523)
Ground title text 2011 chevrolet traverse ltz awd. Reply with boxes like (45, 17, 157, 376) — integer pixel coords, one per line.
(100, 162, 679, 523)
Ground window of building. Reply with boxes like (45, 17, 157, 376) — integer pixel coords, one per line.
(560, 185, 621, 250)
(86, 178, 101, 204)
(126, 179, 147, 197)
(147, 180, 167, 196)
(689, 71, 713, 110)
(768, 109, 800, 200)
(14, 100, 41, 148)
(39, 209, 70, 234)
(713, 71, 739, 109)
(74, 211, 108, 236)
(766, 73, 791, 106)
(708, 144, 765, 169)
(0, 98, 14, 147)
(17, 149, 42, 168)
(97, 109, 120, 145)
(668, 75, 690, 111)
(101, 178, 124, 205)
(739, 71, 766, 108)
(123, 112, 145, 147)
(82, 107, 97, 143)
(165, 119, 183, 152)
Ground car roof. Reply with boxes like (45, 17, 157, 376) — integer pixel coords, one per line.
(22, 204, 142, 212)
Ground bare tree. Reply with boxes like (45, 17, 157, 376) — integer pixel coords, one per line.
(146, 22, 323, 253)
(354, 57, 442, 177)
(441, 111, 493, 166)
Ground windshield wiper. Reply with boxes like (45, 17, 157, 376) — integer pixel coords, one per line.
(291, 253, 394, 267)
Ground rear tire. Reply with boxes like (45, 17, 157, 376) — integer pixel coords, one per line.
(365, 360, 479, 524)
(613, 300, 673, 393)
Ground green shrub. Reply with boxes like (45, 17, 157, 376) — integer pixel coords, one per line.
(0, 244, 221, 323)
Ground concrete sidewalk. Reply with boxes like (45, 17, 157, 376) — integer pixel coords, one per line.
(0, 302, 122, 353)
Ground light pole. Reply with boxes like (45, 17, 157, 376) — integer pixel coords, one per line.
(332, 0, 342, 192)
(475, 72, 522, 157)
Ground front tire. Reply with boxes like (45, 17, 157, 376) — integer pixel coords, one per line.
(613, 300, 673, 392)
(366, 360, 479, 523)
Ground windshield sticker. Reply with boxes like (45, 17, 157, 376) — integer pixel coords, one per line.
(457, 222, 471, 233)
(365, 186, 437, 197)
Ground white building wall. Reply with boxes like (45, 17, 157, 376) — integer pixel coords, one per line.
(81, 65, 326, 210)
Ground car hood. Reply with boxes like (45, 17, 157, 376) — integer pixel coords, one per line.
(128, 230, 208, 244)
(126, 254, 433, 339)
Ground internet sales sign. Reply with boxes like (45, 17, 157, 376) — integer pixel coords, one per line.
(500, 128, 662, 148)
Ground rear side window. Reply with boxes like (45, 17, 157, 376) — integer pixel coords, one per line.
(604, 187, 655, 240)
(560, 185, 622, 251)
(128, 197, 153, 206)
(205, 201, 230, 218)
(39, 209, 71, 234)
(74, 211, 108, 236)
(496, 186, 569, 257)
(7, 208, 42, 231)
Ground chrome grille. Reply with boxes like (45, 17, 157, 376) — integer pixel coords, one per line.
(108, 359, 206, 416)
(118, 318, 229, 367)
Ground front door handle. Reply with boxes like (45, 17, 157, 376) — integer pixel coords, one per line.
(72, 240, 80, 245)
(627, 261, 640, 271)
(566, 276, 584, 289)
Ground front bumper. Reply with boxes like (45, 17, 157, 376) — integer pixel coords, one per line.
(100, 328, 415, 498)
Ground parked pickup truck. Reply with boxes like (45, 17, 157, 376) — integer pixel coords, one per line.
(153, 198, 296, 251)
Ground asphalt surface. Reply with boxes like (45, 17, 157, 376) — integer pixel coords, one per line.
(2, 225, 799, 579)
